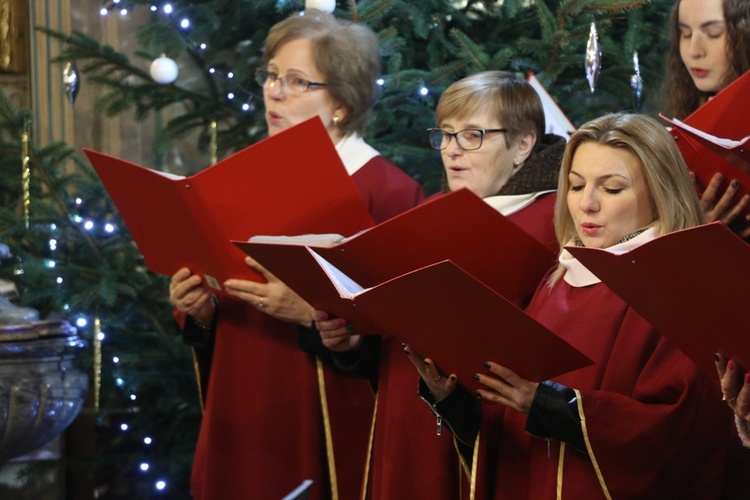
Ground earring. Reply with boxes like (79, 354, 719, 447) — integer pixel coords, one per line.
(333, 116, 340, 125)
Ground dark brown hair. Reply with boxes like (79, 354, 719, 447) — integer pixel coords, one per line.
(662, 0, 750, 119)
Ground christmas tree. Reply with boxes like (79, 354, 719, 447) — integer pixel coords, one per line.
(0, 0, 673, 497)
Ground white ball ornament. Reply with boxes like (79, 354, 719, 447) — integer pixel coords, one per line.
(150, 55, 179, 84)
(305, 0, 336, 14)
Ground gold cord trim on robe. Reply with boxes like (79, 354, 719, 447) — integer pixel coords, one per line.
(317, 356, 339, 500)
(359, 393, 378, 500)
(468, 430, 480, 500)
(575, 389, 612, 500)
(191, 348, 205, 414)
(557, 442, 566, 500)
(454, 435, 472, 479)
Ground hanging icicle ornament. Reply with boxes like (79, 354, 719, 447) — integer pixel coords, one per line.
(63, 61, 80, 107)
(585, 22, 602, 94)
(149, 54, 179, 84)
(305, 0, 336, 13)
(630, 51, 644, 111)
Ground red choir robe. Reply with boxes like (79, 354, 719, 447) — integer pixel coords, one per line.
(469, 232, 732, 499)
(189, 155, 423, 500)
(368, 192, 559, 500)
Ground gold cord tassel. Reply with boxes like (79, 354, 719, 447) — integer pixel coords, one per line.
(21, 128, 30, 228)
(209, 121, 218, 165)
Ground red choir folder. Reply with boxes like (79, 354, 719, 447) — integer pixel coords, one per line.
(567, 222, 750, 377)
(84, 117, 374, 295)
(349, 260, 593, 392)
(234, 187, 557, 310)
(660, 70, 750, 228)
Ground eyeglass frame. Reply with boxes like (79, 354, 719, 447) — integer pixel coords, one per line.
(255, 67, 328, 94)
(427, 127, 508, 151)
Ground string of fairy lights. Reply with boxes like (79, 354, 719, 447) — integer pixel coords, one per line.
(97, 0, 422, 112)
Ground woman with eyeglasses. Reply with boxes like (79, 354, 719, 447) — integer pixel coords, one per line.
(169, 9, 423, 500)
(311, 71, 565, 499)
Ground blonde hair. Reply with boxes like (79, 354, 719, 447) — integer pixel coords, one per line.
(548, 112, 704, 286)
(264, 10, 381, 136)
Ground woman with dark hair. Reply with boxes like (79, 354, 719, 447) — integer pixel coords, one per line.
(662, 0, 750, 120)
(662, 0, 750, 237)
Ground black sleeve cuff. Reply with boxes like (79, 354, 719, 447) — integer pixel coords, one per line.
(526, 380, 587, 453)
(297, 324, 333, 361)
(182, 315, 215, 349)
(418, 379, 481, 448)
(297, 326, 381, 389)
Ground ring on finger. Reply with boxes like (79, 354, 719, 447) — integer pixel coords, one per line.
(258, 296, 266, 308)
(723, 393, 738, 404)
(432, 375, 441, 382)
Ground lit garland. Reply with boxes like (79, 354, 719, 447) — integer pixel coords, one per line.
(99, 1, 262, 113)
(96, 1, 424, 115)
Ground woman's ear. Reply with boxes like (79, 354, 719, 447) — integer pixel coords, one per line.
(514, 132, 537, 166)
(333, 104, 348, 125)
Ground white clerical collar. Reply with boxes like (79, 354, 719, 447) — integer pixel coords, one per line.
(483, 191, 556, 216)
(560, 226, 660, 287)
(335, 133, 380, 175)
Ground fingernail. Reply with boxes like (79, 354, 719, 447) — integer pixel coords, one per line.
(474, 390, 482, 399)
(715, 353, 720, 362)
(483, 361, 491, 369)
(424, 360, 431, 367)
(449, 375, 456, 382)
(345, 323, 354, 332)
(728, 360, 735, 371)
(401, 343, 407, 349)
(732, 180, 739, 188)
(745, 373, 750, 384)
(472, 373, 480, 380)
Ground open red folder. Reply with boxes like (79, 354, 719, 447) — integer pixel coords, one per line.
(84, 117, 374, 295)
(660, 70, 750, 228)
(352, 260, 593, 392)
(235, 188, 557, 308)
(567, 222, 750, 377)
